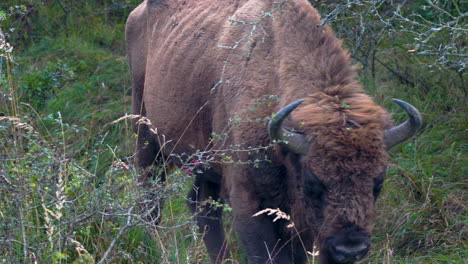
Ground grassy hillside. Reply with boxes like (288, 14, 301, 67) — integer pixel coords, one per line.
(0, 1, 466, 263)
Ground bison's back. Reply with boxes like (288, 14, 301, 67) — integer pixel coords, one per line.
(129, 0, 283, 155)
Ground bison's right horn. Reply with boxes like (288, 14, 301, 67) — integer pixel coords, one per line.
(384, 99, 423, 150)
(268, 99, 309, 155)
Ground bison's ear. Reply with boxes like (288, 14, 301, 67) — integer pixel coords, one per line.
(384, 99, 422, 150)
(268, 99, 309, 155)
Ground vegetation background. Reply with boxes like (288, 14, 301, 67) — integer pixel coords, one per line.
(0, 0, 465, 263)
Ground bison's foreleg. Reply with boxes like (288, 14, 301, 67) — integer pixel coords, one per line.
(188, 171, 232, 264)
(233, 212, 294, 263)
(229, 188, 301, 264)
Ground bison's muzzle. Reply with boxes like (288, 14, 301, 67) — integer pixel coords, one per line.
(323, 228, 370, 264)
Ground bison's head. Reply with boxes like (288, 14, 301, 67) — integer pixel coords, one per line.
(268, 98, 422, 264)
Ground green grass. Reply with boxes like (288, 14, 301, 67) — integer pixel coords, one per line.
(0, 1, 466, 263)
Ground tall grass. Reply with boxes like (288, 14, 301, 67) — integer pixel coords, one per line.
(0, 1, 466, 263)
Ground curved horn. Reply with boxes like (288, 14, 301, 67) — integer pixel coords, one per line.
(384, 99, 423, 150)
(268, 99, 309, 155)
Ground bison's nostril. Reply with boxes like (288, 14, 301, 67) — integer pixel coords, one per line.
(331, 242, 369, 263)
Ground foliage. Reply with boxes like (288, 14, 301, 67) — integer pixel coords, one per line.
(0, 0, 466, 263)
(314, 0, 467, 90)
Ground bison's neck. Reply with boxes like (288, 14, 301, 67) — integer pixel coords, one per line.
(215, 0, 363, 114)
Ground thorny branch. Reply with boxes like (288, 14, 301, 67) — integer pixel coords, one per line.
(97, 206, 135, 264)
(214, 0, 292, 90)
(316, 0, 467, 75)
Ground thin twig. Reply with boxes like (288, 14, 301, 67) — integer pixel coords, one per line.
(97, 206, 135, 264)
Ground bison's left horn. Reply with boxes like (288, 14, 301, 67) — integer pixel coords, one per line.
(268, 99, 309, 155)
(384, 99, 423, 150)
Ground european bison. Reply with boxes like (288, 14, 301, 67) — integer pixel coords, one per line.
(126, 0, 422, 263)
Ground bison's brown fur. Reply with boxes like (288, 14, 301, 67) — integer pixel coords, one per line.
(126, 1, 419, 263)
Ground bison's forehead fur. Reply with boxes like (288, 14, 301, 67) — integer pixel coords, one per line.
(294, 87, 391, 179)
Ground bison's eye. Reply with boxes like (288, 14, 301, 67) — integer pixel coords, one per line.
(304, 171, 326, 201)
(373, 174, 385, 198)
